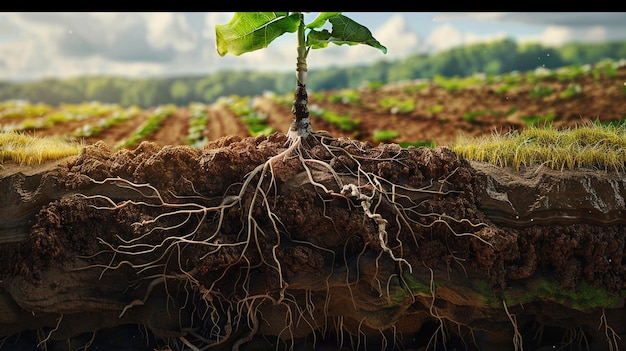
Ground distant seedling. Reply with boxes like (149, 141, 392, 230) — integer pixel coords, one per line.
(453, 121, 626, 172)
(400, 140, 436, 148)
(530, 83, 555, 99)
(402, 81, 429, 93)
(560, 83, 582, 99)
(372, 129, 399, 143)
(434, 74, 486, 91)
(328, 89, 360, 104)
(379, 97, 415, 114)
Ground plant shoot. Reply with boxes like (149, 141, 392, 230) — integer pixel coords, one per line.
(216, 12, 387, 140)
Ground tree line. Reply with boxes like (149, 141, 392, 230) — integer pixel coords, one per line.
(1, 38, 625, 108)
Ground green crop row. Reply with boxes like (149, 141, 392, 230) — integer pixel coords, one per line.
(0, 100, 52, 119)
(309, 104, 360, 132)
(72, 105, 141, 138)
(219, 95, 274, 137)
(1, 100, 126, 132)
(114, 104, 176, 149)
(184, 103, 210, 148)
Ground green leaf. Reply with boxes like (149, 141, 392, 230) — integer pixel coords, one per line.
(305, 12, 342, 29)
(306, 14, 387, 54)
(216, 12, 301, 56)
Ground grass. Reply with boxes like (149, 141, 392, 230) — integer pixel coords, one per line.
(521, 112, 556, 127)
(452, 121, 626, 172)
(0, 131, 83, 165)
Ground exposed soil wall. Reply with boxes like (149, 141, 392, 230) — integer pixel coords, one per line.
(0, 133, 625, 351)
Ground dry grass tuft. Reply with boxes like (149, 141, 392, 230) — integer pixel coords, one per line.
(0, 131, 83, 166)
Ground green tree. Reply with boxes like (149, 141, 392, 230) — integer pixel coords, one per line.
(86, 77, 123, 104)
(170, 80, 190, 105)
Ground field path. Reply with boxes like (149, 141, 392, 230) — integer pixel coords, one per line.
(207, 104, 249, 140)
(146, 108, 190, 147)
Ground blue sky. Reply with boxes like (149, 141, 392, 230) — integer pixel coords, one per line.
(1, 12, 625, 82)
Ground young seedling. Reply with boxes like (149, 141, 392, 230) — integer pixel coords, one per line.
(216, 12, 387, 141)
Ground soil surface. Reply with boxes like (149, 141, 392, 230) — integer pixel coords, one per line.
(0, 66, 625, 350)
(0, 131, 625, 351)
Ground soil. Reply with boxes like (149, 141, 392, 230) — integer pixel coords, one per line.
(0, 67, 625, 351)
(0, 132, 624, 351)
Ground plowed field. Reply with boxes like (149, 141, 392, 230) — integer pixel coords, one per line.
(2, 63, 624, 150)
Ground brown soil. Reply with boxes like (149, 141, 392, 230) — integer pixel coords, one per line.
(207, 104, 251, 141)
(0, 130, 625, 351)
(0, 67, 625, 351)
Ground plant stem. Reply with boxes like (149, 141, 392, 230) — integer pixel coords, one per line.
(289, 13, 312, 139)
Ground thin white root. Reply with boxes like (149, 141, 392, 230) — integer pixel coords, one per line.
(599, 308, 621, 351)
(37, 313, 63, 348)
(341, 183, 413, 273)
(231, 310, 259, 351)
(503, 300, 523, 351)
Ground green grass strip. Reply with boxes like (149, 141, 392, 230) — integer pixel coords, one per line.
(452, 121, 626, 172)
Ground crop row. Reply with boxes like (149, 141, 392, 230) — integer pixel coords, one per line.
(0, 101, 125, 132)
(1, 57, 624, 150)
(216, 95, 274, 137)
(114, 104, 177, 149)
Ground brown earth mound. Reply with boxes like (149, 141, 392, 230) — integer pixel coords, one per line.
(1, 132, 625, 351)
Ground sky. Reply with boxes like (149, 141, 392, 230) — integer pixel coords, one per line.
(1, 12, 626, 82)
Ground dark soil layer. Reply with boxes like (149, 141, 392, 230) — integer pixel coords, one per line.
(1, 133, 625, 351)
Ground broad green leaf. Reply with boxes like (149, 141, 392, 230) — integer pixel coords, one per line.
(305, 12, 342, 29)
(306, 15, 387, 54)
(216, 12, 301, 56)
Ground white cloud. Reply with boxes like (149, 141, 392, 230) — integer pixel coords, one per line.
(373, 13, 419, 59)
(434, 12, 626, 29)
(521, 26, 608, 46)
(0, 40, 48, 81)
(426, 24, 463, 52)
(464, 32, 508, 46)
(203, 12, 234, 40)
(433, 12, 509, 22)
(145, 13, 197, 52)
(425, 22, 512, 53)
